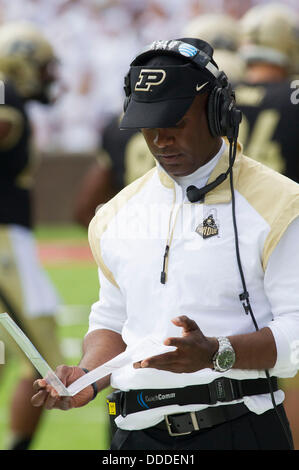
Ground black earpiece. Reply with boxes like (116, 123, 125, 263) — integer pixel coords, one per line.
(207, 71, 242, 140)
(186, 173, 227, 203)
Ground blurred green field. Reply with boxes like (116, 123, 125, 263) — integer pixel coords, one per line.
(0, 224, 111, 450)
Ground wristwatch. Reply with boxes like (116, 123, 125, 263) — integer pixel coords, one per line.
(212, 337, 236, 372)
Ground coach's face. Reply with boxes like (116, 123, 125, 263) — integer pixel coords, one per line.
(142, 93, 222, 178)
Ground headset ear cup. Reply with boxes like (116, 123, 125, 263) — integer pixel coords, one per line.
(207, 85, 241, 138)
(220, 87, 242, 139)
(207, 88, 218, 137)
(207, 87, 223, 137)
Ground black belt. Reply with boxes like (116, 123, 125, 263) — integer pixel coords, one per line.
(155, 403, 250, 436)
(107, 377, 278, 418)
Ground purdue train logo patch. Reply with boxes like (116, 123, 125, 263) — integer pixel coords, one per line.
(196, 214, 219, 239)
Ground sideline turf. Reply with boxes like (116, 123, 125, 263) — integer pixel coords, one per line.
(0, 225, 110, 450)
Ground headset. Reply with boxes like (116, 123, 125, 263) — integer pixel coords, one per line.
(123, 39, 241, 139)
(123, 39, 242, 201)
(123, 39, 293, 448)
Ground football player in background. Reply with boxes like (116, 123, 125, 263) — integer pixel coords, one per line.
(0, 22, 64, 450)
(234, 3, 299, 448)
(182, 12, 246, 84)
(74, 115, 154, 228)
(235, 3, 299, 182)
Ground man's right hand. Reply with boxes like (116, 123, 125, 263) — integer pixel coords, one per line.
(31, 365, 94, 411)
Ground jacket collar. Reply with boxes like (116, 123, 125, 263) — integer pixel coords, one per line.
(156, 138, 243, 204)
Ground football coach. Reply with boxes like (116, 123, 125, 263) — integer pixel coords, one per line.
(32, 38, 299, 450)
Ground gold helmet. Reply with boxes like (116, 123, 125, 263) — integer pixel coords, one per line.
(183, 13, 241, 52)
(239, 3, 299, 71)
(0, 21, 56, 101)
(182, 13, 246, 82)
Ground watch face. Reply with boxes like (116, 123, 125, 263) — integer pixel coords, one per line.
(218, 349, 235, 371)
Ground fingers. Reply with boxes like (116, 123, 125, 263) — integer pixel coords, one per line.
(32, 381, 73, 410)
(133, 351, 189, 373)
(132, 316, 199, 370)
(58, 396, 73, 411)
(31, 379, 48, 407)
(44, 386, 60, 410)
(32, 366, 89, 410)
(164, 336, 184, 348)
(171, 315, 199, 332)
(55, 364, 72, 385)
(31, 389, 49, 407)
(43, 387, 72, 411)
(165, 315, 201, 346)
(32, 379, 57, 408)
(31, 369, 74, 409)
(133, 351, 178, 370)
(32, 378, 47, 393)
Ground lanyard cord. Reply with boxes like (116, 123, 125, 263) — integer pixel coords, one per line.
(228, 132, 293, 450)
(160, 193, 183, 284)
(228, 136, 259, 330)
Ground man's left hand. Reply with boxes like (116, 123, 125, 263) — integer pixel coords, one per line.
(133, 315, 218, 373)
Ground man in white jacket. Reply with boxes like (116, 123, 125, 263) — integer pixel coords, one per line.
(32, 38, 299, 450)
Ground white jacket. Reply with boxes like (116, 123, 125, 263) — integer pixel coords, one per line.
(88, 140, 299, 430)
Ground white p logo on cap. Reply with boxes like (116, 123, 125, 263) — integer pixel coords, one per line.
(135, 69, 166, 92)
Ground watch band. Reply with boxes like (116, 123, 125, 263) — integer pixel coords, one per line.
(81, 368, 98, 400)
(212, 337, 235, 372)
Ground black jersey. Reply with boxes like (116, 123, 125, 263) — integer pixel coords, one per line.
(101, 115, 154, 189)
(0, 80, 33, 228)
(235, 80, 299, 183)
